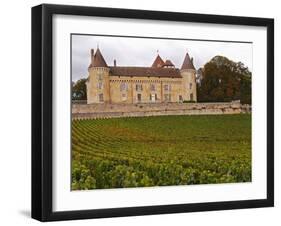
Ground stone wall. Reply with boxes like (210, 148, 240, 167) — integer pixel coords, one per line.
(109, 77, 184, 104)
(72, 102, 251, 120)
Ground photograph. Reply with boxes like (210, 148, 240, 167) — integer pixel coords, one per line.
(71, 34, 252, 190)
(30, 3, 274, 221)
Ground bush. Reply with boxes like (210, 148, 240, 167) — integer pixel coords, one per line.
(183, 100, 196, 103)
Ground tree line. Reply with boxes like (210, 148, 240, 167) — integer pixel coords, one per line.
(72, 78, 87, 100)
(197, 56, 251, 104)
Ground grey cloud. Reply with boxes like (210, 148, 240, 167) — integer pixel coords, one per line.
(72, 35, 252, 81)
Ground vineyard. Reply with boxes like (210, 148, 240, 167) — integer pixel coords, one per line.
(72, 114, 251, 190)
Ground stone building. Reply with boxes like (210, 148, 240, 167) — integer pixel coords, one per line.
(86, 48, 197, 104)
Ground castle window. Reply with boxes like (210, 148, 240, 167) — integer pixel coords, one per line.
(137, 93, 142, 102)
(97, 82, 103, 89)
(179, 95, 183, 102)
(98, 73, 103, 80)
(150, 94, 156, 102)
(164, 94, 171, 102)
(190, 93, 194, 101)
(189, 83, 193, 90)
(164, 84, 171, 91)
(120, 82, 128, 92)
(121, 93, 127, 101)
(136, 84, 143, 92)
(150, 84, 156, 91)
(99, 94, 104, 102)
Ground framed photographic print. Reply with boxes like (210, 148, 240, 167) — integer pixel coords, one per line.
(31, 4, 274, 221)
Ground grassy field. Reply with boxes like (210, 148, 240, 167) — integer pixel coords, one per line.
(71, 114, 251, 190)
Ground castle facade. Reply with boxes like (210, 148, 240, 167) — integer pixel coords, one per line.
(86, 48, 197, 104)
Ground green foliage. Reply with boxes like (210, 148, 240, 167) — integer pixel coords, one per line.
(198, 56, 252, 104)
(72, 78, 87, 100)
(71, 115, 251, 190)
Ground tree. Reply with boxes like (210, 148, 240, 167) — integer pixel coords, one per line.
(72, 78, 87, 100)
(198, 56, 251, 104)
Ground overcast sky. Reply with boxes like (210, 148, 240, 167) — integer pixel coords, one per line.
(72, 34, 252, 81)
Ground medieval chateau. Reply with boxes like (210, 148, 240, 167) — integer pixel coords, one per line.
(86, 48, 197, 104)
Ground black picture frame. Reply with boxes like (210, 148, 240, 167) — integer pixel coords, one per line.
(31, 4, 274, 222)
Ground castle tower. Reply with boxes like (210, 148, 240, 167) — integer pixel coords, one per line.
(86, 48, 110, 104)
(180, 52, 197, 102)
(151, 54, 165, 68)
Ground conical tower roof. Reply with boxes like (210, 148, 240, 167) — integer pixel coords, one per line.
(181, 52, 195, 70)
(91, 48, 108, 67)
(151, 54, 165, 68)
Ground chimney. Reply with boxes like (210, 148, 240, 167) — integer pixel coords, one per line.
(114, 59, 117, 67)
(191, 57, 193, 63)
(91, 49, 94, 61)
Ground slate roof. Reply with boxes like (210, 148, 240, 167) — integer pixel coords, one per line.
(163, 59, 175, 67)
(151, 54, 165, 68)
(109, 66, 182, 78)
(89, 48, 108, 67)
(88, 48, 195, 78)
(181, 52, 195, 70)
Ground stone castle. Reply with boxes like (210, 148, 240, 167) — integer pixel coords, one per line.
(86, 48, 197, 104)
